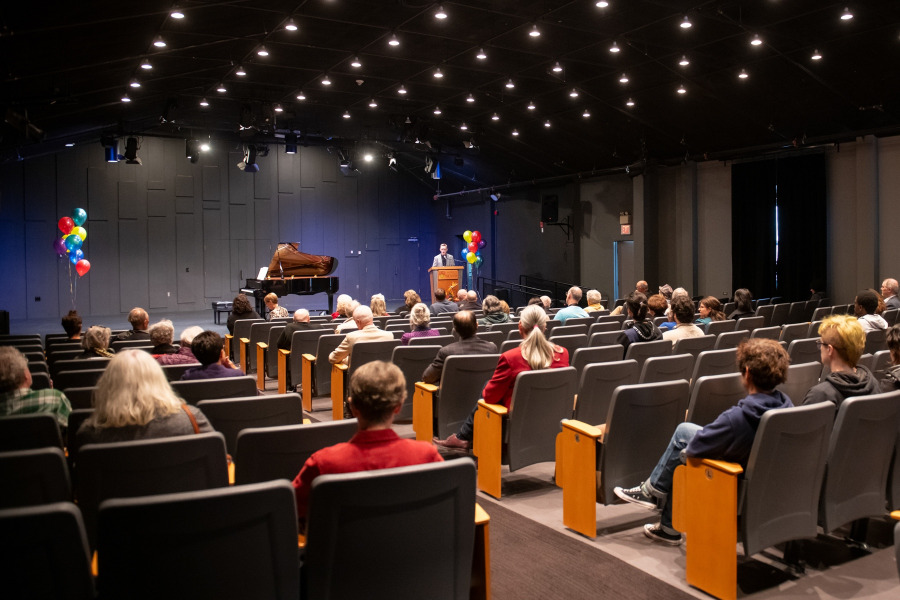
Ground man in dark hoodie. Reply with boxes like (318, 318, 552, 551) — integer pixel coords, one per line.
(882, 324, 900, 392)
(614, 338, 793, 545)
(803, 314, 880, 408)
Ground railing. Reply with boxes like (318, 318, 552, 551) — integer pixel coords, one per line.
(518, 276, 605, 309)
(477, 277, 552, 310)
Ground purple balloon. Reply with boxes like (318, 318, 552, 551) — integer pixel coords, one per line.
(478, 240, 486, 249)
(53, 237, 67, 256)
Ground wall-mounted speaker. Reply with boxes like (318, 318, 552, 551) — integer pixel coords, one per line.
(542, 195, 558, 223)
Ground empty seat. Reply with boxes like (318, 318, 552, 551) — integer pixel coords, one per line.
(705, 320, 737, 336)
(776, 362, 822, 404)
(0, 447, 71, 508)
(196, 394, 305, 455)
(55, 368, 107, 391)
(639, 353, 694, 385)
(672, 335, 715, 359)
(570, 345, 626, 379)
(735, 316, 765, 333)
(780, 322, 810, 346)
(0, 413, 63, 451)
(391, 345, 442, 421)
(170, 375, 259, 405)
(623, 339, 672, 372)
(749, 326, 781, 341)
(714, 330, 749, 350)
(755, 304, 775, 327)
(571, 360, 640, 425)
(690, 348, 738, 384)
(473, 331, 503, 351)
(769, 303, 791, 327)
(865, 329, 888, 355)
(550, 334, 588, 360)
(788, 338, 822, 366)
(409, 334, 455, 347)
(550, 324, 588, 337)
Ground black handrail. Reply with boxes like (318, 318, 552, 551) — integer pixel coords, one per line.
(519, 275, 603, 308)
(476, 277, 552, 310)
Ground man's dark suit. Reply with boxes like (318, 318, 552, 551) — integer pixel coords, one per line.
(421, 336, 499, 384)
(458, 300, 480, 311)
(277, 321, 321, 351)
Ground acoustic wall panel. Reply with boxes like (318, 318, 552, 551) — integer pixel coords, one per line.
(299, 148, 319, 188)
(24, 221, 60, 319)
(202, 209, 229, 299)
(277, 149, 296, 195)
(300, 188, 324, 255)
(118, 220, 149, 312)
(23, 156, 56, 222)
(253, 160, 271, 199)
(118, 180, 144, 220)
(279, 193, 301, 243)
(87, 167, 117, 221)
(148, 216, 177, 309)
(175, 213, 200, 305)
(229, 152, 253, 202)
(202, 165, 221, 201)
(87, 220, 120, 315)
(147, 189, 170, 217)
(175, 174, 193, 197)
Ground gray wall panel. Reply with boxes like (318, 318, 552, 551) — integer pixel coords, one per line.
(202, 209, 228, 299)
(148, 216, 177, 310)
(299, 149, 319, 188)
(175, 174, 193, 197)
(175, 213, 200, 305)
(202, 166, 221, 201)
(118, 180, 143, 220)
(277, 149, 296, 195)
(300, 187, 325, 255)
(229, 152, 254, 203)
(118, 220, 149, 311)
(23, 156, 56, 222)
(24, 221, 60, 319)
(253, 161, 271, 199)
(87, 220, 120, 314)
(145, 137, 166, 190)
(147, 189, 169, 217)
(279, 192, 302, 243)
(87, 167, 117, 221)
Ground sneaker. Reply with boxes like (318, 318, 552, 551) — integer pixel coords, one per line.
(643, 523, 683, 546)
(614, 484, 657, 509)
(433, 434, 471, 450)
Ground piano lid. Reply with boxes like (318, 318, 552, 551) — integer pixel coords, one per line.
(267, 243, 338, 277)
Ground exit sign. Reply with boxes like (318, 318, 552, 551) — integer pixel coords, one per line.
(621, 224, 632, 235)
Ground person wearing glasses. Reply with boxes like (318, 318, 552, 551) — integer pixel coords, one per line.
(802, 314, 879, 410)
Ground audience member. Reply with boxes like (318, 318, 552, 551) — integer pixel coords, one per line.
(584, 289, 604, 313)
(478, 295, 510, 326)
(370, 293, 389, 317)
(695, 296, 726, 326)
(528, 296, 549, 314)
(456, 289, 468, 305)
(78, 350, 212, 445)
(809, 279, 827, 302)
(263, 293, 289, 321)
(116, 307, 150, 341)
(803, 314, 879, 409)
(430, 287, 459, 315)
(332, 294, 353, 320)
(611, 281, 649, 316)
(422, 311, 498, 384)
(226, 294, 260, 335)
(648, 294, 674, 330)
(61, 310, 82, 340)
(148, 320, 179, 356)
(335, 300, 361, 333)
(616, 292, 662, 351)
(658, 284, 674, 304)
(499, 300, 511, 316)
(292, 361, 442, 525)
(78, 326, 115, 359)
(540, 295, 552, 310)
(615, 338, 792, 545)
(855, 289, 888, 332)
(0, 346, 71, 427)
(459, 290, 481, 311)
(401, 303, 440, 346)
(553, 287, 589, 324)
(277, 309, 320, 351)
(181, 331, 245, 380)
(329, 306, 393, 366)
(882, 278, 900, 310)
(396, 289, 422, 314)
(728, 289, 754, 320)
(882, 324, 900, 392)
(663, 297, 704, 342)
(433, 305, 569, 450)
(157, 326, 203, 365)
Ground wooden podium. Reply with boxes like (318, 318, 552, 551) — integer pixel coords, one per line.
(428, 265, 464, 304)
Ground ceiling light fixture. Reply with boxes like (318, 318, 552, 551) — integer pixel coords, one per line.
(342, 110, 351, 119)
(273, 103, 283, 112)
(388, 33, 400, 46)
(296, 90, 306, 100)
(619, 73, 629, 83)
(680, 15, 692, 29)
(285, 18, 298, 31)
(129, 78, 141, 88)
(350, 56, 362, 68)
(750, 34, 762, 46)
(595, 1, 609, 7)
(512, 129, 519, 136)
(140, 60, 152, 70)
(435, 4, 447, 19)
(216, 83, 227, 93)
(397, 84, 407, 94)
(476, 47, 487, 60)
(153, 36, 166, 48)
(257, 45, 269, 57)
(626, 97, 635, 107)
(679, 55, 690, 66)
(529, 24, 541, 37)
(433, 67, 443, 78)
(811, 49, 822, 60)
(368, 98, 378, 107)
(505, 78, 515, 89)
(491, 113, 500, 121)
(460, 123, 468, 131)
(569, 88, 579, 98)
(200, 98, 209, 107)
(65, 142, 75, 147)
(544, 120, 551, 128)
(433, 106, 442, 115)
(235, 65, 246, 76)
(200, 141, 210, 152)
(840, 7, 853, 21)
(738, 69, 749, 79)
(552, 61, 563, 72)
(677, 84, 687, 94)
(582, 108, 591, 118)
(121, 94, 131, 103)
(609, 41, 620, 53)
(170, 8, 185, 19)
(363, 152, 374, 162)
(321, 74, 331, 85)
(527, 100, 536, 110)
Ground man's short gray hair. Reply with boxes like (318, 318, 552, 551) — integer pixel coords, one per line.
(293, 308, 310, 322)
(0, 346, 28, 394)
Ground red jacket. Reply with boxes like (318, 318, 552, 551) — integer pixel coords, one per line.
(483, 345, 569, 409)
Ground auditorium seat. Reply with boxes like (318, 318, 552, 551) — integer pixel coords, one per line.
(639, 353, 694, 385)
(409, 334, 455, 347)
(331, 339, 401, 420)
(473, 331, 503, 351)
(780, 322, 810, 346)
(714, 330, 749, 350)
(755, 304, 775, 327)
(244, 322, 281, 374)
(811, 306, 833, 321)
(749, 326, 781, 341)
(570, 345, 626, 380)
(705, 320, 736, 336)
(278, 328, 331, 398)
(735, 316, 765, 333)
(686, 373, 745, 426)
(227, 317, 265, 363)
(864, 329, 888, 355)
(788, 338, 821, 366)
(0, 413, 63, 451)
(550, 324, 588, 337)
(588, 321, 621, 336)
(197, 394, 305, 455)
(170, 375, 259, 405)
(569, 360, 639, 425)
(499, 339, 523, 353)
(550, 334, 588, 360)
(769, 303, 791, 327)
(0, 447, 71, 508)
(672, 335, 715, 360)
(299, 334, 345, 410)
(391, 345, 442, 421)
(776, 362, 821, 404)
(690, 349, 739, 386)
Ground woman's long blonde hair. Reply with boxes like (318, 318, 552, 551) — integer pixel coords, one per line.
(518, 305, 556, 370)
(86, 350, 185, 428)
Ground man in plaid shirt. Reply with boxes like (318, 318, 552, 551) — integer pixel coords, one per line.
(0, 346, 71, 427)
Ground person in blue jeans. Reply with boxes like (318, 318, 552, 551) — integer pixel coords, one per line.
(614, 338, 793, 545)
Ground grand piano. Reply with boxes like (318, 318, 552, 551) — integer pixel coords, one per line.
(243, 244, 340, 313)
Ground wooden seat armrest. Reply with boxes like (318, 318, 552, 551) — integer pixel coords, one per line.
(225, 334, 233, 340)
(692, 457, 744, 476)
(277, 349, 290, 395)
(301, 353, 316, 362)
(415, 381, 438, 393)
(476, 400, 507, 416)
(334, 363, 348, 373)
(412, 382, 439, 441)
(240, 337, 250, 344)
(560, 419, 603, 440)
(891, 510, 900, 521)
(257, 342, 268, 350)
(279, 349, 290, 357)
(475, 503, 490, 526)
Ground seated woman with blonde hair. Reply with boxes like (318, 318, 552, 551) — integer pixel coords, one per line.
(396, 289, 421, 315)
(76, 350, 212, 445)
(264, 292, 289, 321)
(400, 303, 440, 346)
(78, 326, 115, 359)
(370, 293, 389, 317)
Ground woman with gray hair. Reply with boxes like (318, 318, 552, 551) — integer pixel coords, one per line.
(400, 303, 440, 346)
(157, 325, 203, 366)
(477, 295, 510, 327)
(149, 319, 178, 356)
(78, 325, 114, 359)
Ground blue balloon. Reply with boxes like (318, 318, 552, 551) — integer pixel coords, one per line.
(475, 250, 481, 257)
(65, 235, 83, 252)
(460, 249, 469, 259)
(69, 249, 84, 265)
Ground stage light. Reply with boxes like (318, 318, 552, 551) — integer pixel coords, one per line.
(738, 69, 749, 79)
(153, 36, 166, 48)
(433, 67, 443, 78)
(342, 110, 351, 119)
(626, 97, 635, 107)
(121, 94, 131, 103)
(274, 103, 283, 112)
(285, 18, 298, 31)
(544, 120, 551, 128)
(619, 73, 629, 83)
(512, 129, 519, 136)
(123, 137, 142, 164)
(129, 79, 141, 88)
(235, 65, 247, 76)
(476, 48, 487, 60)
(285, 133, 297, 154)
(435, 4, 447, 19)
(527, 100, 536, 110)
(750, 34, 762, 46)
(350, 56, 362, 68)
(185, 139, 200, 163)
(296, 90, 306, 100)
(216, 83, 227, 93)
(840, 7, 853, 21)
(199, 98, 209, 107)
(388, 33, 400, 46)
(679, 55, 690, 66)
(582, 108, 591, 118)
(141, 60, 152, 70)
(257, 45, 269, 57)
(321, 74, 331, 85)
(466, 93, 475, 103)
(491, 113, 500, 121)
(397, 84, 407, 94)
(811, 49, 822, 60)
(368, 98, 378, 108)
(552, 61, 563, 72)
(529, 24, 541, 37)
(170, 7, 185, 19)
(505, 78, 515, 88)
(460, 123, 468, 131)
(237, 145, 259, 172)
(680, 15, 691, 29)
(609, 41, 620, 53)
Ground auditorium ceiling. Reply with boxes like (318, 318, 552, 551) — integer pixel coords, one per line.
(3, 0, 900, 190)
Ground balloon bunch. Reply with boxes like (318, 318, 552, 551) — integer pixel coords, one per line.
(460, 229, 485, 268)
(54, 208, 91, 276)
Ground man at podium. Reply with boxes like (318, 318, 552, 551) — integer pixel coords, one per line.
(432, 243, 455, 267)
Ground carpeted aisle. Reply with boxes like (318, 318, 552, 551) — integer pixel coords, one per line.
(479, 496, 697, 600)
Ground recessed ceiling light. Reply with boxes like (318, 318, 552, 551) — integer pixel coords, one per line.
(342, 110, 351, 119)
(840, 7, 853, 21)
(582, 108, 591, 118)
(505, 78, 515, 89)
(626, 97, 635, 107)
(569, 89, 579, 98)
(544, 120, 551, 128)
(529, 24, 541, 37)
(285, 18, 298, 31)
(435, 4, 447, 19)
(273, 103, 283, 112)
(321, 74, 331, 85)
(433, 67, 443, 78)
(363, 153, 373, 162)
(476, 48, 487, 60)
(460, 122, 468, 131)
(397, 84, 407, 94)
(433, 106, 442, 115)
(679, 55, 690, 66)
(140, 60, 152, 70)
(216, 83, 227, 93)
(552, 61, 563, 73)
(65, 142, 75, 147)
(257, 45, 269, 57)
(170, 8, 185, 19)
(609, 41, 620, 53)
(512, 129, 519, 136)
(121, 94, 131, 102)
(129, 78, 141, 88)
(811, 49, 822, 60)
(153, 36, 166, 48)
(368, 98, 378, 108)
(677, 84, 687, 94)
(466, 93, 475, 103)
(235, 65, 246, 76)
(201, 142, 211, 152)
(595, 1, 609, 7)
(388, 33, 400, 46)
(680, 15, 692, 29)
(200, 98, 209, 107)
(619, 73, 629, 83)
(491, 113, 500, 121)
(350, 56, 362, 68)
(527, 99, 536, 110)
(738, 69, 749, 79)
(750, 34, 762, 46)
(296, 90, 306, 100)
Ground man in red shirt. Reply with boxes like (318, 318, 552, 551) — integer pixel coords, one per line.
(292, 361, 443, 525)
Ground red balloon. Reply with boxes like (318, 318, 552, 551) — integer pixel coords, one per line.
(58, 217, 74, 234)
(467, 241, 478, 253)
(75, 259, 91, 277)
(471, 230, 482, 245)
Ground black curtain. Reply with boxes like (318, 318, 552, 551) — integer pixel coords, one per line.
(775, 155, 827, 302)
(732, 162, 778, 299)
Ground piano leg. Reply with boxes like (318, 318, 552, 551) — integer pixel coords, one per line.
(327, 293, 334, 314)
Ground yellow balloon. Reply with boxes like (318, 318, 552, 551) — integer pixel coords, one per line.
(463, 230, 473, 243)
(466, 252, 477, 264)
(72, 226, 87, 242)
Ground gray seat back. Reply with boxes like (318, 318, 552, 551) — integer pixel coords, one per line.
(865, 329, 887, 355)
(750, 326, 782, 341)
(55, 368, 108, 391)
(507, 368, 578, 472)
(714, 330, 749, 350)
(788, 337, 822, 366)
(391, 345, 442, 421)
(265, 325, 286, 376)
(0, 413, 63, 451)
(770, 303, 791, 327)
(550, 324, 588, 337)
(871, 349, 891, 377)
(29, 372, 52, 390)
(780, 322, 810, 346)
(474, 331, 503, 351)
(571, 345, 626, 379)
(230, 318, 265, 359)
(589, 331, 623, 348)
(235, 420, 358, 485)
(109, 339, 152, 353)
(65, 409, 94, 464)
(98, 480, 298, 600)
(883, 308, 899, 326)
(499, 339, 523, 353)
(776, 362, 822, 404)
(819, 391, 900, 533)
(588, 321, 621, 336)
(197, 394, 304, 455)
(64, 387, 95, 410)
(706, 320, 737, 335)
(811, 306, 832, 321)
(573, 360, 639, 424)
(639, 353, 695, 385)
(735, 316, 765, 333)
(550, 334, 588, 360)
(51, 358, 110, 378)
(672, 334, 715, 359)
(741, 403, 835, 556)
(314, 335, 346, 396)
(409, 334, 455, 347)
(347, 339, 402, 377)
(305, 460, 476, 600)
(246, 322, 280, 372)
(690, 348, 738, 384)
(160, 362, 200, 381)
(686, 373, 745, 426)
(171, 375, 259, 405)
(289, 329, 333, 392)
(488, 322, 518, 334)
(755, 304, 775, 327)
(0, 447, 70, 508)
(436, 354, 501, 439)
(600, 380, 690, 504)
(624, 339, 672, 372)
(787, 301, 807, 324)
(0, 502, 94, 600)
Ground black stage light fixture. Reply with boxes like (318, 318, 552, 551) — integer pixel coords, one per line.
(185, 139, 200, 163)
(101, 135, 118, 162)
(123, 137, 142, 164)
(237, 144, 260, 172)
(285, 133, 298, 154)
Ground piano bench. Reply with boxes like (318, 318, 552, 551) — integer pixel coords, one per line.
(212, 301, 233, 324)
